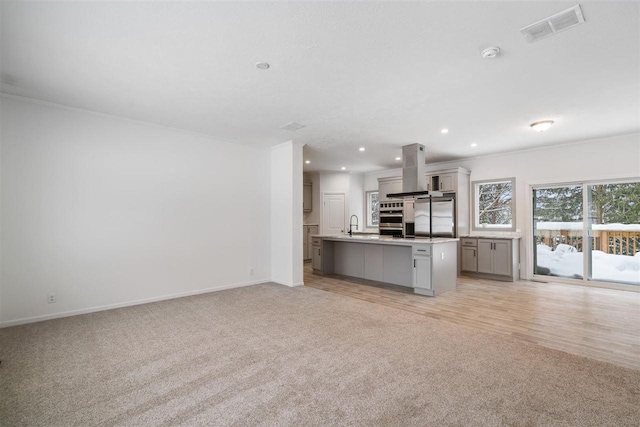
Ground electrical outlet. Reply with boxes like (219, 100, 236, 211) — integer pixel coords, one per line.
(47, 293, 56, 304)
(441, 252, 445, 260)
(250, 268, 255, 276)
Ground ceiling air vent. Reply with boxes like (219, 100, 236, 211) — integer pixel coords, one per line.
(520, 5, 585, 43)
(280, 122, 306, 132)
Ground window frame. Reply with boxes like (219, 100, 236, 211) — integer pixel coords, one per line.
(365, 190, 379, 229)
(472, 177, 516, 232)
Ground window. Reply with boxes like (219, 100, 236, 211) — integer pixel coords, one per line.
(366, 190, 379, 228)
(472, 178, 516, 231)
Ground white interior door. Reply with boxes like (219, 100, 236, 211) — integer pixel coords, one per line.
(323, 193, 346, 235)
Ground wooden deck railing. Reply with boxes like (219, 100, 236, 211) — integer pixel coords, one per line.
(535, 229, 640, 256)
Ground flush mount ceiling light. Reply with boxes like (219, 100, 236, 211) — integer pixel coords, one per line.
(481, 47, 500, 59)
(441, 128, 449, 134)
(359, 147, 365, 152)
(395, 157, 401, 161)
(470, 143, 478, 147)
(255, 62, 270, 70)
(530, 120, 555, 132)
(341, 166, 346, 170)
(305, 160, 310, 164)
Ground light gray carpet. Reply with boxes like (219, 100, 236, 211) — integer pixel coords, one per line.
(1, 283, 639, 426)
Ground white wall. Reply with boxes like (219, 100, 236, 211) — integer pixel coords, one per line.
(0, 97, 272, 326)
(270, 141, 304, 287)
(364, 133, 640, 279)
(348, 173, 364, 232)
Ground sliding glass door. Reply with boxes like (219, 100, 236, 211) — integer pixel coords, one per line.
(533, 180, 639, 286)
(533, 186, 584, 279)
(587, 183, 640, 285)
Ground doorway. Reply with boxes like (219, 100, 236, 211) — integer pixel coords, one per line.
(322, 193, 346, 235)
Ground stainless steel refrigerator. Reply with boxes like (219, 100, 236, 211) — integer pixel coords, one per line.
(414, 197, 456, 237)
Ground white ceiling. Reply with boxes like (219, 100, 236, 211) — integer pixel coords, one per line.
(1, 1, 638, 173)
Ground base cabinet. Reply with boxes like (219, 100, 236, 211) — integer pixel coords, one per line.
(461, 237, 519, 282)
(311, 237, 322, 270)
(461, 246, 477, 272)
(304, 225, 318, 261)
(312, 246, 322, 270)
(478, 239, 512, 276)
(413, 256, 432, 291)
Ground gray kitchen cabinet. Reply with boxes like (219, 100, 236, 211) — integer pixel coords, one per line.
(306, 225, 318, 261)
(463, 237, 519, 281)
(364, 244, 384, 282)
(303, 183, 312, 212)
(426, 172, 456, 193)
(477, 240, 494, 274)
(438, 173, 455, 192)
(378, 177, 402, 202)
(412, 245, 432, 293)
(478, 239, 512, 276)
(461, 246, 477, 272)
(303, 225, 309, 260)
(492, 240, 512, 276)
(460, 237, 478, 272)
(311, 237, 322, 270)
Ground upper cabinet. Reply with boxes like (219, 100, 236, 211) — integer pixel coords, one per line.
(378, 177, 402, 202)
(426, 172, 456, 193)
(303, 182, 312, 212)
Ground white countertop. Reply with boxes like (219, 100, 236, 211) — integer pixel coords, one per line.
(460, 233, 522, 239)
(311, 234, 459, 246)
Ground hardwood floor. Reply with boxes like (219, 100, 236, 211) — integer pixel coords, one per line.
(304, 263, 640, 370)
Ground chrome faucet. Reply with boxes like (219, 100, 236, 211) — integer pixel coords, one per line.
(348, 215, 359, 236)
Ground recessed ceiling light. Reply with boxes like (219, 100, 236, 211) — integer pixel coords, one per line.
(359, 147, 365, 152)
(395, 157, 401, 161)
(441, 128, 449, 134)
(530, 120, 555, 132)
(341, 166, 346, 170)
(255, 62, 270, 70)
(305, 160, 310, 164)
(470, 143, 478, 147)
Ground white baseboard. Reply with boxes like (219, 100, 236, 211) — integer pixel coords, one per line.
(272, 280, 304, 287)
(0, 279, 269, 328)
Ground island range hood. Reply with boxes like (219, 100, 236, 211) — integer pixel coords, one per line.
(386, 143, 443, 199)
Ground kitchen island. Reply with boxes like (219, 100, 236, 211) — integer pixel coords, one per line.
(310, 235, 459, 296)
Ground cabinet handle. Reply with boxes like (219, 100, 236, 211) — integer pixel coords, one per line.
(473, 249, 475, 257)
(414, 259, 416, 268)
